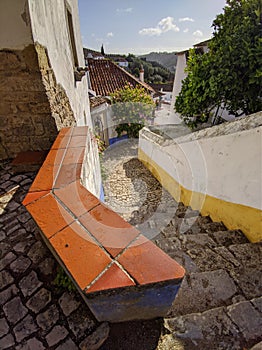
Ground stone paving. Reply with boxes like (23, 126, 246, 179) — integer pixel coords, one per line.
(0, 163, 108, 350)
(101, 139, 262, 350)
(0, 140, 261, 350)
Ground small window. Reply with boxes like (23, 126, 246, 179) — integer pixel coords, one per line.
(65, 2, 78, 67)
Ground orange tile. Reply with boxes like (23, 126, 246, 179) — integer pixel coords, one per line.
(43, 149, 66, 166)
(50, 222, 112, 290)
(62, 147, 85, 165)
(26, 193, 74, 239)
(29, 164, 59, 192)
(51, 134, 71, 149)
(59, 127, 72, 136)
(86, 263, 135, 294)
(68, 135, 87, 148)
(79, 204, 140, 257)
(117, 235, 185, 285)
(54, 163, 82, 189)
(22, 190, 49, 206)
(72, 126, 89, 136)
(54, 180, 100, 216)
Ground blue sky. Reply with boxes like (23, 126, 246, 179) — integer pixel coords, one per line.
(78, 0, 227, 55)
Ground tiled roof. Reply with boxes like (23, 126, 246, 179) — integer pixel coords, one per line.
(87, 58, 155, 97)
(89, 96, 109, 109)
(83, 48, 104, 59)
(150, 82, 174, 92)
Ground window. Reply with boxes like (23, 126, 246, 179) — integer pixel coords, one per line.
(65, 2, 78, 67)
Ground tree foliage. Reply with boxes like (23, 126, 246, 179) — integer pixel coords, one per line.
(175, 0, 262, 128)
(126, 54, 171, 83)
(110, 84, 155, 138)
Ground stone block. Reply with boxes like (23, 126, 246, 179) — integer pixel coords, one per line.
(227, 301, 262, 341)
(80, 322, 109, 350)
(46, 325, 68, 347)
(0, 51, 21, 70)
(19, 270, 42, 297)
(0, 333, 15, 349)
(13, 314, 38, 342)
(168, 269, 237, 316)
(36, 304, 59, 331)
(0, 317, 9, 337)
(59, 291, 80, 316)
(3, 296, 28, 324)
(26, 288, 51, 313)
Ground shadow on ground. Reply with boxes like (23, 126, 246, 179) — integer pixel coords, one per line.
(100, 318, 164, 350)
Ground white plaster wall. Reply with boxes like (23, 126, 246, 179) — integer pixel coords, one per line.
(81, 129, 102, 199)
(0, 0, 33, 49)
(170, 53, 187, 112)
(28, 0, 92, 127)
(140, 119, 262, 210)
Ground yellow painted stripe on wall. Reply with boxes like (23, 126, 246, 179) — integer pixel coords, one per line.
(138, 148, 262, 243)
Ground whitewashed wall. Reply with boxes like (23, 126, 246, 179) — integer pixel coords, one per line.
(139, 113, 262, 241)
(81, 129, 102, 199)
(170, 52, 187, 113)
(28, 0, 91, 127)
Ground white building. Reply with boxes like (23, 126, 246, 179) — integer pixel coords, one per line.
(171, 39, 237, 124)
(0, 0, 92, 159)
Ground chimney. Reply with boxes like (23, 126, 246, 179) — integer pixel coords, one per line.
(139, 65, 144, 83)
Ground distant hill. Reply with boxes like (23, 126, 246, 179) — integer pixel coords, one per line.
(139, 52, 177, 73)
(125, 54, 174, 84)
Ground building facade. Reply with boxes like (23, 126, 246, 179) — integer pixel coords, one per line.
(0, 0, 91, 160)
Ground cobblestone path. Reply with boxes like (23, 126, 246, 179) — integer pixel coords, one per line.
(0, 163, 107, 350)
(101, 139, 262, 350)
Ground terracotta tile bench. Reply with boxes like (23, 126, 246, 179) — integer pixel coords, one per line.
(23, 126, 185, 322)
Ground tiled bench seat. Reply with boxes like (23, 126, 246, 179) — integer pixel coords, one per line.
(23, 126, 185, 322)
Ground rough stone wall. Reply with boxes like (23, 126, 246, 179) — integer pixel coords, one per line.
(35, 43, 76, 131)
(0, 43, 76, 160)
(0, 45, 56, 160)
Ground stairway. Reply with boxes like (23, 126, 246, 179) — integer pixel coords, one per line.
(101, 139, 262, 350)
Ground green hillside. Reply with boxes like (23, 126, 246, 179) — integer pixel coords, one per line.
(126, 54, 174, 84)
(139, 52, 178, 73)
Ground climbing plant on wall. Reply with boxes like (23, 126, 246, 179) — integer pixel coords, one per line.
(175, 0, 262, 128)
(110, 83, 155, 138)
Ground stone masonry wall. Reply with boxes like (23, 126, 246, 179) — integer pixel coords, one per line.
(0, 43, 76, 160)
(35, 43, 76, 131)
(0, 45, 56, 160)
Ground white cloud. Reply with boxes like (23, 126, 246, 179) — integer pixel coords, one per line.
(183, 28, 189, 33)
(139, 17, 179, 36)
(107, 32, 114, 37)
(139, 27, 162, 36)
(179, 17, 194, 22)
(193, 30, 203, 37)
(116, 8, 133, 13)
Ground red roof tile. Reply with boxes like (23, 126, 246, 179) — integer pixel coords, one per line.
(89, 96, 109, 109)
(87, 58, 155, 97)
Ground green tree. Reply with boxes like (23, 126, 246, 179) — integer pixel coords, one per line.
(152, 74, 163, 83)
(110, 84, 155, 138)
(175, 0, 262, 128)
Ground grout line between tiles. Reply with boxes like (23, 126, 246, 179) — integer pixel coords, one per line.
(52, 127, 74, 187)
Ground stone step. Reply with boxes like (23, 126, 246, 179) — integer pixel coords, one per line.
(165, 298, 262, 350)
(167, 269, 239, 317)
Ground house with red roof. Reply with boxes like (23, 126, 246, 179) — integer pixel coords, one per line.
(86, 57, 156, 145)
